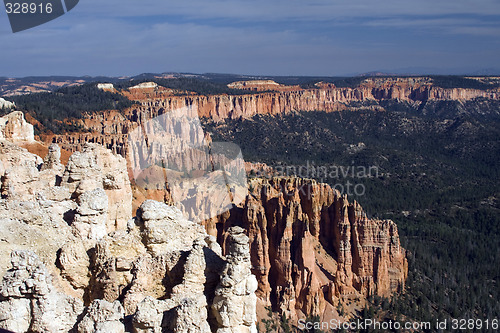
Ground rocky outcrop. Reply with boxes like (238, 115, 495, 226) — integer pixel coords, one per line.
(0, 111, 406, 328)
(123, 204, 256, 333)
(0, 251, 84, 333)
(0, 111, 34, 143)
(39, 111, 410, 323)
(61, 143, 133, 232)
(0, 132, 257, 332)
(41, 143, 64, 172)
(130, 82, 159, 90)
(228, 80, 300, 92)
(96, 83, 115, 91)
(76, 299, 125, 333)
(0, 97, 15, 109)
(205, 177, 408, 322)
(0, 141, 74, 282)
(212, 227, 258, 332)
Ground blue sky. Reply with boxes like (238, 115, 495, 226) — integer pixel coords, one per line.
(0, 0, 499, 77)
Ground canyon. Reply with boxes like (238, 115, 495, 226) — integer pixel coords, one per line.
(42, 77, 500, 156)
(4, 75, 492, 330)
(1, 107, 409, 330)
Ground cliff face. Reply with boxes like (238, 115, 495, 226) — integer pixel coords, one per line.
(0, 120, 258, 332)
(0, 111, 34, 143)
(44, 78, 500, 156)
(204, 177, 407, 321)
(133, 78, 499, 121)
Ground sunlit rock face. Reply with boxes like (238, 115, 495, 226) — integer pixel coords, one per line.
(0, 111, 34, 143)
(0, 122, 257, 332)
(208, 177, 408, 322)
(127, 106, 248, 223)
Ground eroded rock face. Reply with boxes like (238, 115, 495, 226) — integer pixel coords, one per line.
(0, 141, 46, 201)
(0, 135, 258, 332)
(49, 77, 500, 158)
(0, 141, 74, 288)
(41, 143, 64, 172)
(62, 143, 132, 232)
(0, 111, 34, 143)
(208, 177, 408, 322)
(138, 200, 207, 254)
(77, 299, 125, 333)
(0, 113, 406, 329)
(125, 204, 256, 333)
(0, 98, 15, 109)
(212, 227, 258, 333)
(0, 251, 84, 333)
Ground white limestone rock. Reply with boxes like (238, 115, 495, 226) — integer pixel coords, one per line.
(0, 251, 84, 333)
(77, 299, 125, 333)
(138, 200, 206, 255)
(212, 227, 258, 333)
(62, 143, 132, 232)
(0, 298, 31, 333)
(0, 111, 34, 143)
(0, 97, 15, 109)
(72, 188, 109, 243)
(97, 83, 115, 91)
(0, 126, 257, 332)
(41, 143, 64, 172)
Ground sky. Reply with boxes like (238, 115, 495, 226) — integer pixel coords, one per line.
(0, 0, 499, 77)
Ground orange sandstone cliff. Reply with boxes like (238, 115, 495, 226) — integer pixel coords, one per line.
(41, 77, 500, 158)
(204, 177, 407, 322)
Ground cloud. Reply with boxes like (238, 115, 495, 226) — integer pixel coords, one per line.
(66, 0, 500, 40)
(362, 16, 500, 36)
(0, 0, 499, 76)
(0, 15, 353, 76)
(75, 0, 500, 22)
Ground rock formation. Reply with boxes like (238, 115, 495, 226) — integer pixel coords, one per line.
(47, 77, 500, 158)
(0, 118, 258, 332)
(0, 97, 15, 109)
(77, 299, 125, 333)
(227, 80, 300, 92)
(0, 111, 407, 329)
(0, 111, 34, 143)
(130, 82, 159, 90)
(96, 83, 115, 91)
(212, 227, 258, 332)
(0, 251, 84, 333)
(41, 143, 64, 172)
(203, 178, 408, 322)
(61, 143, 133, 232)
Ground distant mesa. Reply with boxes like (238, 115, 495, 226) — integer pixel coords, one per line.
(96, 83, 115, 91)
(314, 81, 337, 89)
(1, 79, 87, 97)
(228, 80, 279, 89)
(228, 80, 300, 92)
(129, 82, 158, 90)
